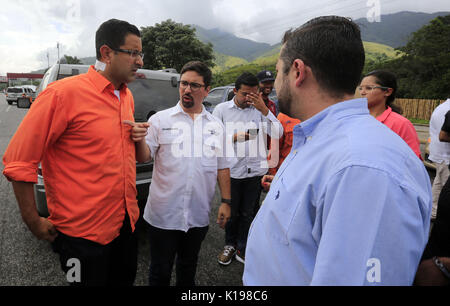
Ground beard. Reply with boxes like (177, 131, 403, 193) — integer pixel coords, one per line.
(181, 94, 195, 109)
(278, 78, 293, 117)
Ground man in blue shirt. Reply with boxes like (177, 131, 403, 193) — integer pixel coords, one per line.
(243, 16, 432, 286)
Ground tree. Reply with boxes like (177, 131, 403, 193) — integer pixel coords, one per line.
(63, 55, 82, 64)
(141, 20, 215, 72)
(365, 15, 450, 99)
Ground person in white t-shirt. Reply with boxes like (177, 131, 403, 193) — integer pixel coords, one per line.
(429, 98, 450, 220)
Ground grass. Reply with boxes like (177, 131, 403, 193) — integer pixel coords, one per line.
(409, 118, 429, 125)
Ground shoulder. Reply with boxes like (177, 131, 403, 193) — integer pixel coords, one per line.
(215, 100, 232, 111)
(47, 73, 89, 92)
(384, 110, 415, 130)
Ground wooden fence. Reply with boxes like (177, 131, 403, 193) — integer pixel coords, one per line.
(394, 98, 446, 121)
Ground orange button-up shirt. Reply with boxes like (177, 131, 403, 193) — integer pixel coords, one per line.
(3, 66, 139, 245)
(268, 112, 301, 175)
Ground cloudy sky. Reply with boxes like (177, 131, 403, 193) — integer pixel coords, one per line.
(1, 0, 449, 75)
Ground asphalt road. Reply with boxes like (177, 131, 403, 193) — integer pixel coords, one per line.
(0, 95, 244, 286)
(0, 93, 435, 286)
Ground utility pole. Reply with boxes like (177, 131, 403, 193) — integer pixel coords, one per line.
(57, 42, 60, 64)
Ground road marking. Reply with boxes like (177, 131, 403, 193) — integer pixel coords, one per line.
(5, 105, 11, 112)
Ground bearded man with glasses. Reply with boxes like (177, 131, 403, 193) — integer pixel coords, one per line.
(135, 61, 232, 286)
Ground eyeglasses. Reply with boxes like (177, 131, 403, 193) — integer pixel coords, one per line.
(358, 85, 389, 92)
(178, 81, 205, 92)
(111, 48, 145, 60)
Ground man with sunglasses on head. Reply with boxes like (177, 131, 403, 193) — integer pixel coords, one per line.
(135, 61, 231, 286)
(3, 19, 146, 286)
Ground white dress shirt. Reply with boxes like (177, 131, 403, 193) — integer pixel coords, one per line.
(212, 99, 283, 179)
(429, 99, 450, 164)
(143, 102, 230, 232)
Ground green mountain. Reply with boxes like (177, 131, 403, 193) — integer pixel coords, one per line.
(195, 11, 449, 72)
(355, 11, 449, 48)
(211, 41, 401, 87)
(212, 52, 248, 73)
(193, 25, 274, 62)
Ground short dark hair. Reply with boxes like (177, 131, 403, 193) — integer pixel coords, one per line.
(364, 70, 402, 114)
(96, 19, 141, 60)
(280, 16, 365, 97)
(235, 72, 259, 91)
(180, 61, 212, 88)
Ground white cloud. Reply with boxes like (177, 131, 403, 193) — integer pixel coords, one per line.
(0, 0, 449, 75)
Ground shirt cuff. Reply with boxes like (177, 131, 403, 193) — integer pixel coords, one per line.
(3, 162, 38, 183)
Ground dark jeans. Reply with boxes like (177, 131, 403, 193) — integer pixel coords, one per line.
(148, 224, 209, 286)
(422, 176, 450, 260)
(51, 214, 137, 286)
(225, 176, 263, 253)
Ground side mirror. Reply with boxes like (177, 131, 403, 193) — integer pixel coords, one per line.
(171, 77, 178, 88)
(17, 97, 31, 109)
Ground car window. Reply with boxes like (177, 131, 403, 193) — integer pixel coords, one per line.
(226, 89, 235, 101)
(7, 88, 22, 93)
(128, 78, 180, 122)
(205, 89, 225, 106)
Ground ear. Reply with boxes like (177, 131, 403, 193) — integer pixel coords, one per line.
(385, 87, 394, 97)
(99, 45, 113, 65)
(292, 59, 307, 87)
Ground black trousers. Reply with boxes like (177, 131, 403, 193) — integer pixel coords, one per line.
(51, 214, 137, 286)
(225, 176, 263, 253)
(148, 224, 208, 286)
(422, 176, 450, 260)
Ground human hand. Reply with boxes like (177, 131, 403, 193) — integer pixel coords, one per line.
(216, 203, 231, 229)
(123, 120, 150, 143)
(247, 92, 269, 116)
(261, 175, 274, 192)
(28, 217, 58, 242)
(233, 131, 250, 143)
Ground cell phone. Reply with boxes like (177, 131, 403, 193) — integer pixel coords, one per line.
(247, 128, 259, 135)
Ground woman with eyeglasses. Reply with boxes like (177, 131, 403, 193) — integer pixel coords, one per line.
(359, 70, 422, 159)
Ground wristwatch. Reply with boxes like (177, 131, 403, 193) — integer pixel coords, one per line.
(433, 256, 450, 279)
(221, 198, 231, 205)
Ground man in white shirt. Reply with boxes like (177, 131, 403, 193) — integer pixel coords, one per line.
(429, 98, 450, 220)
(132, 61, 231, 286)
(213, 72, 283, 265)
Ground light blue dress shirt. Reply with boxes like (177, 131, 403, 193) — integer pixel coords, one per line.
(243, 99, 432, 286)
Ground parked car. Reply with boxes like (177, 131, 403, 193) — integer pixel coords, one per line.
(203, 85, 235, 113)
(22, 64, 180, 217)
(6, 87, 32, 105)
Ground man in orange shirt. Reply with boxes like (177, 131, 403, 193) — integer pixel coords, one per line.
(3, 19, 147, 286)
(265, 113, 301, 191)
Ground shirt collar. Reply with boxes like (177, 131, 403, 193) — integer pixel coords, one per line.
(376, 106, 392, 123)
(229, 97, 255, 110)
(294, 98, 369, 138)
(87, 65, 128, 93)
(170, 101, 212, 120)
